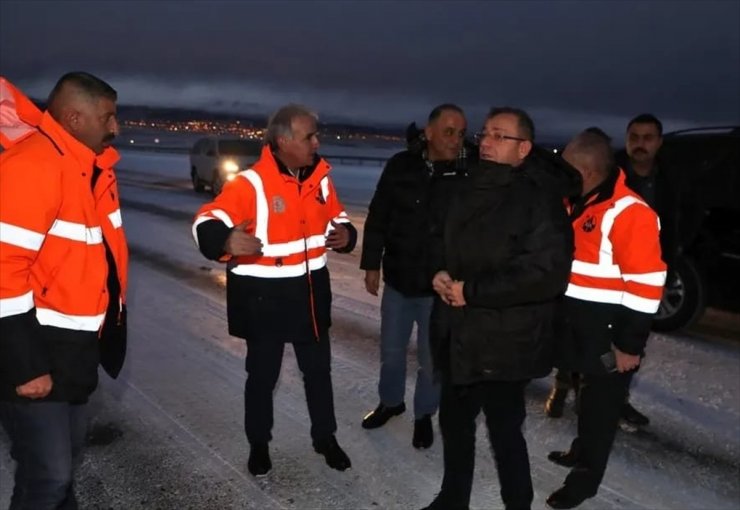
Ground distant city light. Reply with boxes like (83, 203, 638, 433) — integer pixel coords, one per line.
(119, 118, 403, 145)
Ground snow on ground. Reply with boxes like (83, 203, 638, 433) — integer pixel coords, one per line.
(2, 150, 739, 509)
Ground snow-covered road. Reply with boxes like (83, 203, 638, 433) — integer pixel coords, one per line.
(2, 151, 738, 509)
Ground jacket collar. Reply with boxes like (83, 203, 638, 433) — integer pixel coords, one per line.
(38, 111, 96, 169)
(469, 160, 518, 187)
(570, 167, 629, 219)
(253, 144, 329, 184)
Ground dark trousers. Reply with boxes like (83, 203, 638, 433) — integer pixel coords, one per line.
(0, 401, 87, 510)
(564, 370, 634, 495)
(438, 377, 533, 510)
(553, 368, 580, 391)
(554, 368, 637, 403)
(244, 333, 337, 445)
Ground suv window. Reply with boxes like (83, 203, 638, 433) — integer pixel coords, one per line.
(218, 140, 262, 156)
(662, 135, 739, 210)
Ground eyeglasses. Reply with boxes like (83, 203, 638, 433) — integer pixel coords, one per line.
(474, 131, 528, 143)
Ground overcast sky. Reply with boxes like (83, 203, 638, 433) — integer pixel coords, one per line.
(1, 0, 738, 139)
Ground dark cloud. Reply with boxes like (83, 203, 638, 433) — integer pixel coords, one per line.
(1, 0, 738, 138)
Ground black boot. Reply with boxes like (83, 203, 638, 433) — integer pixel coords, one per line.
(313, 435, 351, 471)
(247, 443, 271, 477)
(419, 492, 469, 510)
(546, 485, 594, 509)
(412, 415, 433, 449)
(362, 402, 406, 429)
(621, 402, 649, 426)
(547, 450, 578, 468)
(545, 387, 568, 418)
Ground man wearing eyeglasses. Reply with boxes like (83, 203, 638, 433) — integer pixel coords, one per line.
(421, 107, 576, 510)
(360, 104, 471, 449)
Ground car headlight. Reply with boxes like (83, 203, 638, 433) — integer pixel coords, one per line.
(222, 160, 239, 173)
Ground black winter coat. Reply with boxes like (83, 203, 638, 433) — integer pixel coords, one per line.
(615, 150, 680, 269)
(361, 150, 467, 296)
(430, 159, 575, 385)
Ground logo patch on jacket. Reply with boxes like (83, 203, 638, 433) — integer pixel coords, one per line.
(582, 215, 596, 232)
(272, 195, 286, 213)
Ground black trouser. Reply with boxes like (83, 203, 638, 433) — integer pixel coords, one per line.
(243, 333, 337, 445)
(554, 368, 640, 406)
(438, 377, 533, 510)
(553, 368, 580, 391)
(564, 370, 634, 495)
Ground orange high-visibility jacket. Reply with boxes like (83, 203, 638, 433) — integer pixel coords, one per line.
(192, 145, 353, 341)
(193, 145, 350, 278)
(566, 170, 666, 314)
(0, 80, 128, 335)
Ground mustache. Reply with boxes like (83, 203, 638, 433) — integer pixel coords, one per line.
(632, 148, 648, 154)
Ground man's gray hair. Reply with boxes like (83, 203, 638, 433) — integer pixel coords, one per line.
(570, 130, 616, 177)
(264, 104, 318, 147)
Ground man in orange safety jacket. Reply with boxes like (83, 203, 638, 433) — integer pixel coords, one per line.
(545, 130, 666, 509)
(192, 104, 357, 477)
(0, 72, 128, 509)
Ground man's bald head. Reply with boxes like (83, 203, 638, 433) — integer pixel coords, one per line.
(46, 72, 119, 154)
(562, 130, 616, 196)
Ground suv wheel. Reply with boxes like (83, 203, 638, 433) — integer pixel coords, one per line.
(191, 168, 205, 192)
(653, 255, 707, 332)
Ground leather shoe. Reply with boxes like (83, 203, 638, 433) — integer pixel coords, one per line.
(313, 435, 351, 471)
(419, 492, 469, 510)
(413, 414, 434, 449)
(247, 443, 271, 477)
(547, 450, 578, 468)
(621, 402, 650, 426)
(362, 402, 406, 429)
(546, 485, 593, 509)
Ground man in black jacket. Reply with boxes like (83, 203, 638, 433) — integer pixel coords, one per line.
(616, 114, 678, 426)
(421, 107, 575, 510)
(360, 104, 469, 449)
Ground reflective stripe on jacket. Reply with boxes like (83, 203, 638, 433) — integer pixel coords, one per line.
(0, 80, 128, 331)
(565, 170, 666, 314)
(193, 145, 349, 279)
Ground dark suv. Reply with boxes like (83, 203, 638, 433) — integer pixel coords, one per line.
(652, 126, 740, 331)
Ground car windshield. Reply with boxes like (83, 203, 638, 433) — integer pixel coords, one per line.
(218, 140, 262, 156)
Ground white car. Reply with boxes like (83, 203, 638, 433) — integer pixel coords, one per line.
(189, 137, 262, 195)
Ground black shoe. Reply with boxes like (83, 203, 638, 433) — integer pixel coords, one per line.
(247, 443, 271, 477)
(313, 435, 351, 471)
(546, 485, 593, 509)
(547, 450, 578, 468)
(621, 402, 650, 426)
(413, 415, 433, 449)
(545, 388, 568, 418)
(361, 402, 406, 429)
(420, 492, 469, 510)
